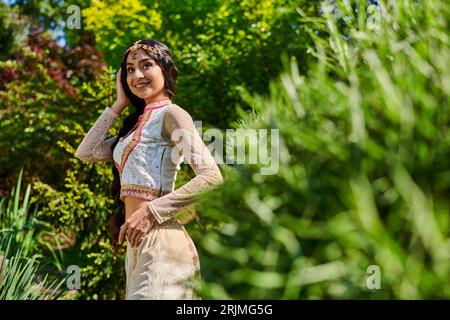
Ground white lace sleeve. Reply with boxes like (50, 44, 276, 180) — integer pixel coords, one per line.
(147, 105, 223, 224)
(75, 107, 119, 163)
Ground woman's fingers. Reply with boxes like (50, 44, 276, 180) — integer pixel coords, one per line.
(115, 67, 129, 111)
(119, 208, 153, 246)
(117, 67, 124, 81)
(118, 223, 127, 244)
(129, 229, 141, 247)
(135, 234, 143, 247)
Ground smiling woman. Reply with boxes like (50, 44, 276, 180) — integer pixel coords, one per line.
(126, 51, 166, 99)
(75, 39, 223, 300)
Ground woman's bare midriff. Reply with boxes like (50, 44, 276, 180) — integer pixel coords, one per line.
(124, 196, 156, 220)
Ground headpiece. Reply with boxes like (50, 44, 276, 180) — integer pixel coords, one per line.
(126, 41, 165, 58)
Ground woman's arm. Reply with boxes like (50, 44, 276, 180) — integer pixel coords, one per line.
(147, 104, 223, 224)
(76, 68, 129, 163)
(75, 106, 120, 163)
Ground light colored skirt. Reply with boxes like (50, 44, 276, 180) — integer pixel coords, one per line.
(125, 219, 201, 300)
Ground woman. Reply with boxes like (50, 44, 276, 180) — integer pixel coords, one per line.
(75, 39, 223, 299)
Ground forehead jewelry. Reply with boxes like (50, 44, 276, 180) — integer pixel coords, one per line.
(126, 42, 165, 59)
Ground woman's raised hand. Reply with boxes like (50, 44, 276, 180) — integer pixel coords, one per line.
(111, 67, 130, 115)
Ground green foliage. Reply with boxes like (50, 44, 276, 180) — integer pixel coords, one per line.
(32, 163, 127, 300)
(0, 30, 105, 191)
(0, 2, 21, 60)
(0, 171, 66, 300)
(83, 0, 162, 65)
(0, 236, 66, 300)
(0, 168, 64, 268)
(194, 0, 450, 299)
(9, 0, 90, 33)
(1, 0, 448, 300)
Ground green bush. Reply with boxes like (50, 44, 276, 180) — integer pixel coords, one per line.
(193, 0, 450, 299)
(0, 30, 106, 193)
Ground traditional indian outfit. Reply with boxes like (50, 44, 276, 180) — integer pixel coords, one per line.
(75, 99, 223, 299)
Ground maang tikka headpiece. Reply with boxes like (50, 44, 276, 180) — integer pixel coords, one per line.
(126, 40, 165, 58)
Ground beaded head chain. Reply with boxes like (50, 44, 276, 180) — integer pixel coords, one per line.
(126, 41, 165, 59)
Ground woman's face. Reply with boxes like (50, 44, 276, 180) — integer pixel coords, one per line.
(125, 49, 168, 103)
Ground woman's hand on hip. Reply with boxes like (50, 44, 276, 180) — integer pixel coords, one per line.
(119, 206, 156, 248)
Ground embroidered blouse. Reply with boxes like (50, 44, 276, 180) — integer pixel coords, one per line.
(75, 99, 223, 224)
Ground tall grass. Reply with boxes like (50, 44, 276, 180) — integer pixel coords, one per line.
(0, 169, 65, 269)
(0, 236, 65, 300)
(194, 0, 450, 299)
(0, 169, 67, 299)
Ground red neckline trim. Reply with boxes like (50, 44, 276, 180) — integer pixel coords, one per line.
(144, 98, 172, 111)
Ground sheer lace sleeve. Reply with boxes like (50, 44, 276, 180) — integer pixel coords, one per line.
(75, 107, 119, 163)
(147, 104, 223, 224)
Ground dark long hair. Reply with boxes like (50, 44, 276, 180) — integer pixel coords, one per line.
(109, 39, 178, 254)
